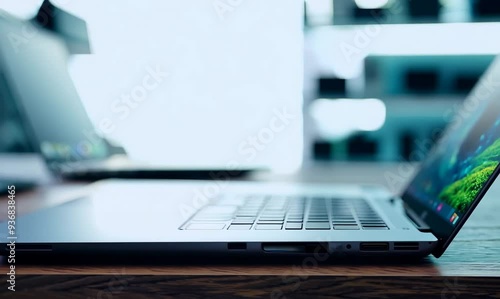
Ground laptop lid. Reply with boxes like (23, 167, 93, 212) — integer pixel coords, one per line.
(400, 55, 500, 257)
(0, 13, 110, 172)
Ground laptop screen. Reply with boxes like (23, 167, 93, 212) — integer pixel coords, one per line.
(0, 16, 109, 168)
(403, 57, 500, 242)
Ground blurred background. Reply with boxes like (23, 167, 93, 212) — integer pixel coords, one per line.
(1, 0, 500, 174)
(304, 0, 499, 164)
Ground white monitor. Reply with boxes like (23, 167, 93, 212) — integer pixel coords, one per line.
(65, 0, 305, 173)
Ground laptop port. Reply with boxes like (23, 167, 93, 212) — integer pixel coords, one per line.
(360, 242, 389, 251)
(394, 242, 419, 251)
(262, 243, 328, 253)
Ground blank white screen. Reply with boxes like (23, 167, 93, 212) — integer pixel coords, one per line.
(64, 0, 304, 172)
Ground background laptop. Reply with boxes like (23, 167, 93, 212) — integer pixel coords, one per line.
(0, 178, 35, 195)
(2, 55, 500, 259)
(0, 14, 256, 181)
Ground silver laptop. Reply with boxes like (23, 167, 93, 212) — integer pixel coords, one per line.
(2, 16, 500, 260)
(3, 56, 500, 259)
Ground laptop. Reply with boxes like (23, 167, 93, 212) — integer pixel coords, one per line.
(3, 53, 500, 259)
(0, 13, 254, 181)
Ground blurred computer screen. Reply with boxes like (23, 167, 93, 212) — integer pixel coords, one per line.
(0, 0, 304, 173)
(2, 0, 500, 170)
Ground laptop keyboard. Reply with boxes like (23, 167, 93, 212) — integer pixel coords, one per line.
(181, 195, 388, 231)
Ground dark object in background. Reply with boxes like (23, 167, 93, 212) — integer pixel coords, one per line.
(400, 131, 415, 161)
(473, 0, 500, 18)
(408, 0, 441, 19)
(313, 141, 332, 160)
(34, 0, 91, 54)
(347, 135, 378, 159)
(454, 74, 480, 94)
(353, 7, 385, 20)
(0, 69, 34, 153)
(405, 69, 439, 93)
(0, 178, 36, 195)
(35, 0, 56, 30)
(318, 77, 346, 97)
(0, 1, 90, 154)
(64, 168, 253, 182)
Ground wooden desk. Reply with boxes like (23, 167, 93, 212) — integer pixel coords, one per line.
(1, 162, 499, 298)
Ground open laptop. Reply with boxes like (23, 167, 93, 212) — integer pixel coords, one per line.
(2, 52, 500, 258)
(0, 12, 256, 181)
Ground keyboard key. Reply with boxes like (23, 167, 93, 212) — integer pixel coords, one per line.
(232, 217, 255, 224)
(185, 223, 226, 230)
(260, 213, 285, 216)
(332, 223, 357, 226)
(308, 218, 329, 222)
(333, 225, 359, 230)
(257, 220, 284, 224)
(285, 223, 303, 230)
(359, 219, 385, 224)
(362, 226, 389, 230)
(228, 225, 252, 230)
(236, 213, 259, 217)
(259, 217, 285, 221)
(255, 224, 283, 230)
(360, 222, 386, 225)
(305, 222, 330, 230)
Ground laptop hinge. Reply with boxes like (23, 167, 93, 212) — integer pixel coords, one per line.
(404, 204, 433, 233)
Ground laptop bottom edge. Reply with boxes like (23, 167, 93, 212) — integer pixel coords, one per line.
(3, 241, 438, 260)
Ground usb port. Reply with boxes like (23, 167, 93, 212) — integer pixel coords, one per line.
(360, 242, 389, 251)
